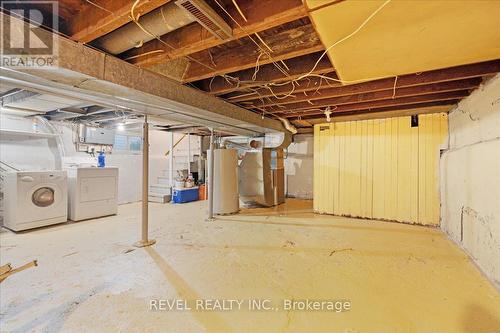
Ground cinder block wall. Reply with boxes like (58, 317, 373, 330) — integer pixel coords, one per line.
(440, 74, 500, 288)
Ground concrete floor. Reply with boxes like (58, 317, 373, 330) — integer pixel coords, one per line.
(0, 199, 499, 333)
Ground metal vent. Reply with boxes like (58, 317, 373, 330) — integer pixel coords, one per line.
(176, 0, 232, 40)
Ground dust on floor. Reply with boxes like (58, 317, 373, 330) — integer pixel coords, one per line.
(1, 199, 499, 332)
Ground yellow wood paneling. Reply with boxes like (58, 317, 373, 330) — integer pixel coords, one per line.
(338, 122, 348, 215)
(372, 119, 385, 219)
(332, 122, 341, 215)
(325, 124, 334, 214)
(365, 120, 374, 219)
(313, 114, 448, 225)
(313, 125, 320, 212)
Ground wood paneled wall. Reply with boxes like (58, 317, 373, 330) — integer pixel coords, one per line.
(313, 113, 448, 225)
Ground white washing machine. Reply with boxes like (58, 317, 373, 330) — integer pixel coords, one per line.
(3, 171, 68, 231)
(66, 167, 118, 221)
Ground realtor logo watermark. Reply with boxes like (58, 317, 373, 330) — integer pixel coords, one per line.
(0, 1, 58, 67)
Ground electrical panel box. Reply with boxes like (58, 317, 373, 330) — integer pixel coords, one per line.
(83, 127, 115, 145)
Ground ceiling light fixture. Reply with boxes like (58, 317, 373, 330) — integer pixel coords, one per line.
(324, 106, 332, 123)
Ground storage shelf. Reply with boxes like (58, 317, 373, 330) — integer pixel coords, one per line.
(0, 129, 59, 138)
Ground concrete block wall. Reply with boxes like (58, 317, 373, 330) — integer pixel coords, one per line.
(440, 74, 500, 288)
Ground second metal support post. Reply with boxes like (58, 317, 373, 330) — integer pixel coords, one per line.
(207, 129, 215, 220)
(169, 132, 174, 187)
(135, 115, 156, 247)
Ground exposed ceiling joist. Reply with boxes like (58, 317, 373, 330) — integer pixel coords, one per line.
(222, 74, 333, 102)
(7, 1, 500, 128)
(68, 0, 172, 43)
(275, 90, 470, 118)
(182, 22, 324, 82)
(301, 101, 457, 123)
(255, 78, 481, 109)
(228, 59, 500, 104)
(122, 0, 308, 67)
(194, 52, 335, 94)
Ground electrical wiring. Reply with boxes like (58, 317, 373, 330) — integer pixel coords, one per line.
(392, 75, 398, 99)
(85, 0, 113, 15)
(213, 0, 291, 79)
(83, 0, 144, 47)
(219, 0, 397, 116)
(123, 50, 165, 61)
(13, 0, 396, 122)
(129, 0, 231, 77)
(251, 52, 264, 81)
(231, 0, 248, 22)
(292, 0, 392, 84)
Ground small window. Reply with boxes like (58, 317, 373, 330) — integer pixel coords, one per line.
(128, 136, 142, 151)
(114, 134, 128, 150)
(114, 134, 142, 152)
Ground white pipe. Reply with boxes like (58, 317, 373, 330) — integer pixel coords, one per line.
(187, 133, 191, 175)
(169, 132, 174, 188)
(34, 116, 66, 169)
(94, 2, 195, 54)
(208, 130, 215, 220)
(142, 116, 149, 242)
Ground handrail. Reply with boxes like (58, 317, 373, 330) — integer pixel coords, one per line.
(164, 133, 187, 156)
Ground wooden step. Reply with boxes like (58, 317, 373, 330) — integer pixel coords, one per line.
(149, 184, 171, 195)
(148, 193, 171, 203)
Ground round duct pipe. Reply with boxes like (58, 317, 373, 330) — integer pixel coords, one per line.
(94, 2, 195, 55)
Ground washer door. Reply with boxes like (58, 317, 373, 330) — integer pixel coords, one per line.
(32, 187, 55, 207)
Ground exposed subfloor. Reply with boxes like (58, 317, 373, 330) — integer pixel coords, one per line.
(1, 199, 499, 333)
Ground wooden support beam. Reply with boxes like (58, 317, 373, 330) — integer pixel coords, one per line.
(255, 78, 481, 109)
(194, 52, 335, 94)
(274, 90, 469, 118)
(297, 101, 458, 122)
(226, 59, 500, 103)
(182, 23, 324, 82)
(123, 0, 308, 67)
(68, 0, 172, 43)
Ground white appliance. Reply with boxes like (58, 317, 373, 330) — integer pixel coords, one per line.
(3, 170, 68, 231)
(209, 149, 239, 215)
(66, 167, 118, 221)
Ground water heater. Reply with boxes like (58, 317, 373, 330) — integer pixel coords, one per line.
(209, 149, 239, 215)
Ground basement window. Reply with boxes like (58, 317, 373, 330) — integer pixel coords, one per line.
(114, 134, 142, 153)
(114, 134, 128, 150)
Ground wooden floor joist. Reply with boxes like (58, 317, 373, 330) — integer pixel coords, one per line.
(255, 78, 481, 110)
(222, 74, 337, 102)
(273, 90, 470, 118)
(300, 101, 458, 122)
(182, 22, 324, 83)
(193, 52, 335, 94)
(7, 0, 499, 127)
(68, 0, 172, 43)
(228, 59, 500, 104)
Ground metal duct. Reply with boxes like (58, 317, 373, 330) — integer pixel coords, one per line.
(94, 2, 195, 55)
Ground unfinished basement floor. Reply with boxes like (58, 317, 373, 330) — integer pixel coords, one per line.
(1, 199, 499, 333)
